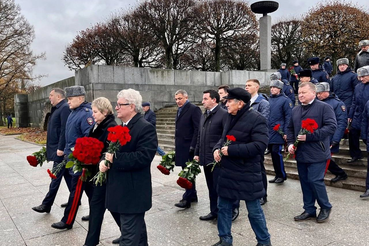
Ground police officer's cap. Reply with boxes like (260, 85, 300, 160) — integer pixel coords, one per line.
(270, 80, 284, 90)
(292, 60, 298, 64)
(142, 102, 150, 107)
(223, 88, 251, 103)
(299, 70, 312, 78)
(357, 66, 369, 77)
(65, 86, 86, 98)
(336, 58, 349, 66)
(270, 72, 281, 80)
(324, 56, 330, 61)
(316, 82, 330, 93)
(358, 40, 369, 48)
(280, 63, 286, 67)
(308, 57, 320, 65)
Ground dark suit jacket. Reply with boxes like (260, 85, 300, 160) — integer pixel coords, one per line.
(144, 109, 156, 126)
(175, 102, 201, 167)
(105, 113, 157, 214)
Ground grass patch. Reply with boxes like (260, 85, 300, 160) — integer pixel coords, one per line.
(0, 127, 47, 145)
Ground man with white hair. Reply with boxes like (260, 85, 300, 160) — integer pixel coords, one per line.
(100, 88, 158, 245)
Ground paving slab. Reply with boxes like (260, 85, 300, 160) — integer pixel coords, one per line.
(1, 134, 369, 246)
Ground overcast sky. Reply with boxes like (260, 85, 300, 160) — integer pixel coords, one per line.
(14, 0, 368, 86)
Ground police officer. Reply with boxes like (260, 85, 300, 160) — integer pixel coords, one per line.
(308, 57, 330, 83)
(268, 80, 292, 184)
(278, 63, 290, 81)
(316, 82, 348, 183)
(323, 56, 333, 77)
(51, 85, 94, 230)
(331, 58, 359, 117)
(290, 60, 303, 94)
(270, 72, 295, 106)
(354, 40, 369, 72)
(348, 66, 369, 163)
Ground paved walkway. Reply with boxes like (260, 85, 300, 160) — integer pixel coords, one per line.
(0, 134, 368, 246)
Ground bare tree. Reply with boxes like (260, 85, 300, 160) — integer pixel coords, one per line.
(0, 0, 44, 125)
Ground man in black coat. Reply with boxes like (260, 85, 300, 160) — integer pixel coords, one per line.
(101, 88, 157, 246)
(142, 102, 165, 156)
(194, 89, 227, 221)
(174, 89, 201, 208)
(212, 88, 271, 246)
(32, 88, 72, 214)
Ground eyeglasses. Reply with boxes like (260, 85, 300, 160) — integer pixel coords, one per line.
(116, 103, 130, 109)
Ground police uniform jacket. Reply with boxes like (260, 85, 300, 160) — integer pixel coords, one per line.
(175, 101, 201, 167)
(194, 105, 227, 166)
(290, 65, 303, 83)
(268, 93, 292, 144)
(213, 105, 268, 201)
(250, 94, 270, 120)
(278, 68, 290, 81)
(311, 68, 329, 83)
(282, 79, 295, 105)
(349, 82, 369, 130)
(87, 114, 117, 176)
(286, 99, 337, 163)
(354, 51, 369, 72)
(105, 113, 157, 214)
(46, 100, 70, 162)
(360, 101, 369, 151)
(64, 101, 94, 157)
(323, 61, 333, 75)
(331, 67, 359, 116)
(321, 94, 347, 153)
(144, 109, 156, 126)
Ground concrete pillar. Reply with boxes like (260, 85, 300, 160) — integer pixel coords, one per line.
(14, 94, 29, 128)
(259, 15, 271, 70)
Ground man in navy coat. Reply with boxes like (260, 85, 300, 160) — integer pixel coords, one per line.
(174, 89, 201, 209)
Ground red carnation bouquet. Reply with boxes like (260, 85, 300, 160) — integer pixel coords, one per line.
(285, 118, 318, 161)
(27, 147, 47, 167)
(289, 66, 298, 80)
(208, 135, 236, 171)
(177, 159, 201, 189)
(63, 137, 105, 181)
(91, 125, 131, 186)
(157, 152, 175, 175)
(273, 124, 284, 136)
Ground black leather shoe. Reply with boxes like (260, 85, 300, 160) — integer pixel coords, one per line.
(232, 207, 239, 221)
(268, 177, 277, 183)
(112, 236, 121, 244)
(81, 215, 89, 221)
(199, 213, 217, 221)
(32, 204, 51, 213)
(191, 196, 198, 202)
(294, 211, 316, 221)
(212, 239, 233, 246)
(274, 178, 284, 184)
(317, 208, 331, 223)
(260, 197, 267, 206)
(60, 202, 68, 208)
(347, 157, 361, 163)
(331, 174, 348, 183)
(175, 199, 190, 208)
(51, 221, 72, 230)
(360, 189, 369, 199)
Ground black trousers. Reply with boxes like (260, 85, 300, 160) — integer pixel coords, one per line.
(120, 213, 148, 246)
(204, 164, 219, 215)
(269, 144, 287, 179)
(42, 161, 72, 207)
(84, 184, 121, 246)
(328, 159, 346, 176)
(349, 128, 362, 158)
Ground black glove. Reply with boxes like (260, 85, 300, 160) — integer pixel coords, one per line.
(330, 141, 339, 148)
(189, 147, 195, 155)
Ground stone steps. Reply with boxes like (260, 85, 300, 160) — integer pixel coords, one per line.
(154, 105, 368, 192)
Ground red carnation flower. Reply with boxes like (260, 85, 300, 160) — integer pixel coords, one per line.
(273, 124, 281, 131)
(27, 155, 38, 167)
(47, 169, 57, 179)
(226, 135, 236, 142)
(177, 177, 193, 189)
(301, 118, 318, 134)
(157, 165, 170, 175)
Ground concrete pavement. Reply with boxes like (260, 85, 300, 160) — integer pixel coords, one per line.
(0, 134, 368, 246)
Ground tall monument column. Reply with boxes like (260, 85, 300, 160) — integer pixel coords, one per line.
(251, 1, 279, 71)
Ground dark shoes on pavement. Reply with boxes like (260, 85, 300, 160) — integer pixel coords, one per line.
(60, 202, 68, 208)
(212, 239, 233, 246)
(232, 207, 239, 221)
(260, 197, 267, 206)
(360, 189, 369, 199)
(347, 157, 362, 163)
(199, 213, 217, 221)
(269, 177, 284, 184)
(51, 221, 72, 230)
(331, 174, 348, 183)
(32, 204, 51, 213)
(81, 215, 89, 221)
(316, 208, 331, 223)
(174, 196, 198, 209)
(294, 211, 316, 221)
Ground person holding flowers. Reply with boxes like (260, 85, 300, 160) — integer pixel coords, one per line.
(286, 82, 337, 223)
(83, 97, 121, 246)
(99, 89, 157, 246)
(32, 88, 71, 214)
(212, 88, 271, 246)
(268, 80, 292, 184)
(51, 85, 95, 230)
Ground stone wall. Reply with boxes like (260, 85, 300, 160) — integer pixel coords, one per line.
(21, 66, 273, 128)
